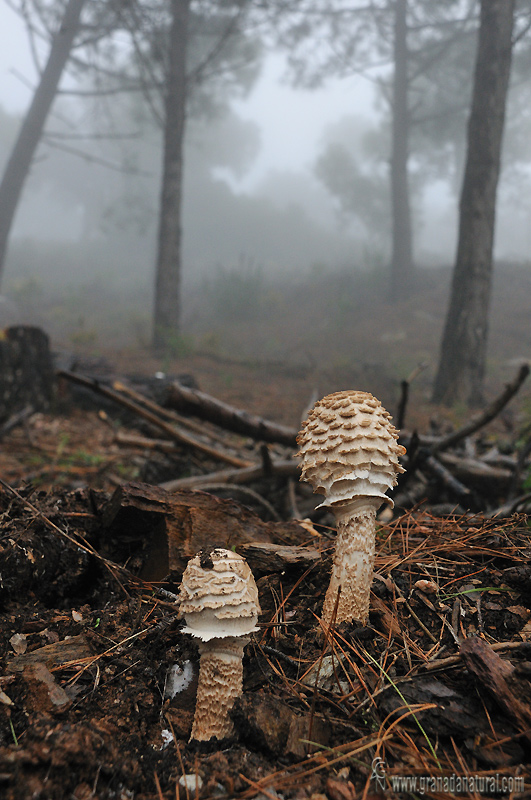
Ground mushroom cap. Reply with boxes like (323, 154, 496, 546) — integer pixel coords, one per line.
(296, 390, 406, 509)
(178, 548, 261, 642)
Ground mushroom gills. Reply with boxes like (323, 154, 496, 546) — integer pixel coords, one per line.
(181, 606, 259, 642)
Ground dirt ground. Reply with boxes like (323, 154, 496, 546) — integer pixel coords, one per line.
(1, 476, 530, 800)
(0, 388, 529, 798)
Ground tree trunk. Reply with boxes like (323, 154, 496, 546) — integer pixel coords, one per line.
(432, 0, 515, 407)
(390, 0, 414, 298)
(152, 0, 190, 352)
(0, 326, 55, 421)
(0, 0, 86, 286)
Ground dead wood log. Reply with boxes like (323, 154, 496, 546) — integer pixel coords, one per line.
(438, 452, 513, 489)
(377, 675, 490, 739)
(164, 381, 298, 447)
(460, 636, 531, 742)
(111, 380, 230, 446)
(57, 369, 252, 468)
(101, 481, 309, 579)
(508, 436, 531, 500)
(7, 635, 92, 672)
(420, 452, 475, 506)
(237, 541, 321, 576)
(198, 483, 282, 520)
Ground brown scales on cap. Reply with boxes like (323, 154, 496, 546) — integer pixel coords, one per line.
(178, 549, 260, 742)
(297, 390, 406, 627)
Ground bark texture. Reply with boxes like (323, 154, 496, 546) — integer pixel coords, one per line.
(390, 0, 414, 298)
(0, 0, 86, 285)
(432, 0, 515, 406)
(153, 0, 190, 351)
(0, 326, 55, 421)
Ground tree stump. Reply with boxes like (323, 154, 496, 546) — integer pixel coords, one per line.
(0, 326, 55, 421)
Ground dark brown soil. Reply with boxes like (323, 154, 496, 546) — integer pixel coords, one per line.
(1, 472, 530, 799)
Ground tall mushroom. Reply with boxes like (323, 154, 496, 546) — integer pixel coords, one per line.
(178, 548, 260, 742)
(297, 390, 405, 627)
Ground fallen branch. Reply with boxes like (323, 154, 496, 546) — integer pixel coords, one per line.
(484, 491, 531, 518)
(420, 451, 475, 507)
(430, 364, 530, 454)
(111, 380, 230, 446)
(114, 430, 178, 452)
(0, 404, 34, 440)
(57, 369, 252, 469)
(238, 542, 321, 578)
(160, 458, 297, 491)
(164, 381, 299, 447)
(438, 452, 513, 488)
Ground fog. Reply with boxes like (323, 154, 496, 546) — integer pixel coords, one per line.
(1, 2, 531, 342)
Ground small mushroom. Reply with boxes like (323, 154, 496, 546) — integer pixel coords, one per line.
(178, 547, 260, 742)
(297, 390, 405, 627)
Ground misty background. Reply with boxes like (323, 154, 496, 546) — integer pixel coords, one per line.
(0, 0, 530, 388)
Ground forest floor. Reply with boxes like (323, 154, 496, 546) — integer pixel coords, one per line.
(1, 263, 531, 799)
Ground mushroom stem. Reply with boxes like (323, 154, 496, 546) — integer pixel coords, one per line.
(191, 636, 247, 742)
(321, 500, 378, 628)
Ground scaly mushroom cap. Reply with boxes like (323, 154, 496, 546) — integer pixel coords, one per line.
(178, 548, 260, 642)
(297, 390, 405, 510)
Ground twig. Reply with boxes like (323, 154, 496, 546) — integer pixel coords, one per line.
(396, 380, 409, 431)
(423, 640, 529, 672)
(287, 477, 301, 519)
(402, 596, 438, 645)
(420, 452, 475, 506)
(431, 364, 530, 454)
(0, 405, 34, 441)
(396, 363, 428, 429)
(258, 644, 302, 670)
(114, 431, 178, 452)
(159, 459, 297, 491)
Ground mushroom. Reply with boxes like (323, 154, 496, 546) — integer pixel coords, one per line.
(178, 547, 260, 742)
(296, 390, 405, 627)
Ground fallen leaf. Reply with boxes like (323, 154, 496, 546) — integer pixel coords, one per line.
(414, 579, 438, 595)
